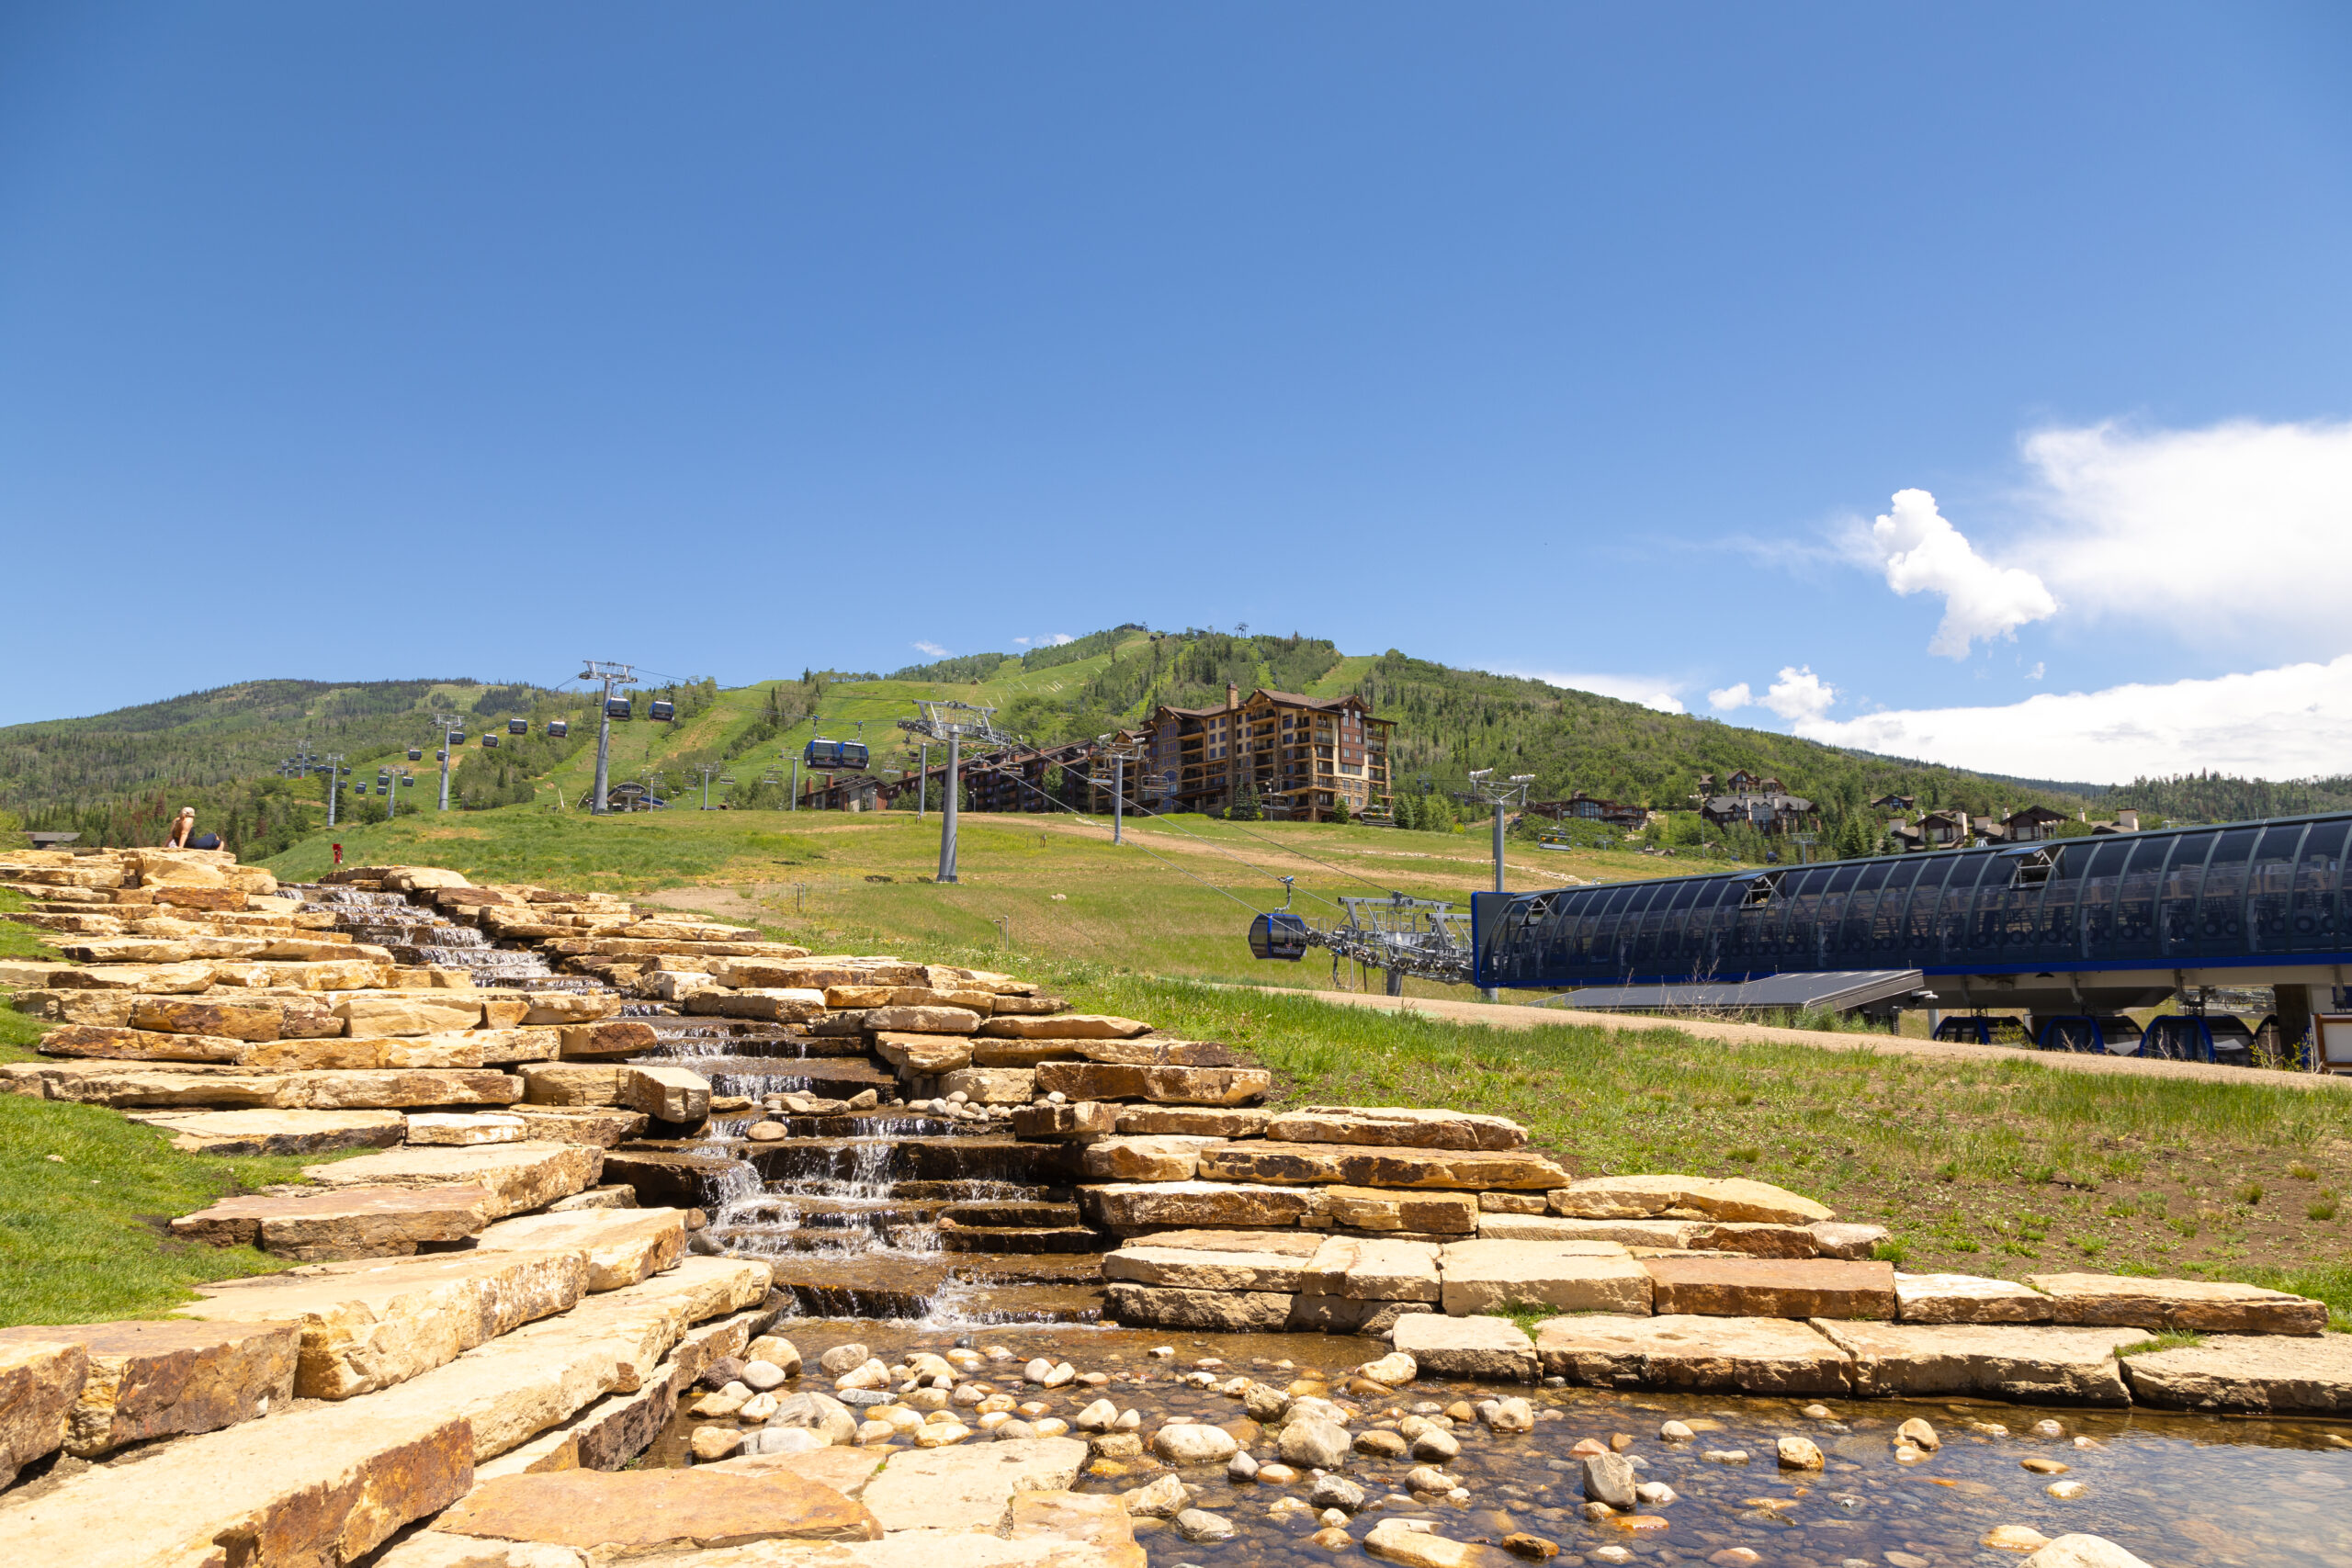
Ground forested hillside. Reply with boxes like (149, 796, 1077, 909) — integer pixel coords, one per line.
(6, 627, 2335, 859)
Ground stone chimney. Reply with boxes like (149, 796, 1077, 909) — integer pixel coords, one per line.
(1226, 682, 1238, 709)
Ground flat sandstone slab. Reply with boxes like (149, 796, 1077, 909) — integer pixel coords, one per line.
(1392, 1313, 1538, 1382)
(1896, 1272, 2055, 1324)
(2025, 1271, 2328, 1335)
(1113, 1106, 1270, 1138)
(1265, 1105, 1528, 1151)
(1102, 1282, 1295, 1332)
(126, 1106, 407, 1155)
(303, 1140, 603, 1217)
(0, 1402, 470, 1568)
(0, 1338, 86, 1486)
(1102, 1244, 1310, 1293)
(175, 1247, 591, 1399)
(1080, 1180, 1318, 1231)
(1302, 1235, 1442, 1303)
(978, 1014, 1150, 1040)
(170, 1184, 494, 1259)
(433, 1469, 880, 1551)
(1438, 1239, 1650, 1315)
(1195, 1141, 1566, 1190)
(1476, 1214, 1703, 1247)
(1035, 1062, 1272, 1106)
(1550, 1174, 1832, 1224)
(858, 1436, 1089, 1532)
(471, 1207, 687, 1292)
(2122, 1333, 2352, 1414)
(1534, 1313, 1851, 1395)
(1645, 1256, 1896, 1320)
(1809, 1319, 2145, 1404)
(0, 1318, 297, 1457)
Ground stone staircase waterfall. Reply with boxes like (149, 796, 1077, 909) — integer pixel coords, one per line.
(288, 885, 1109, 1326)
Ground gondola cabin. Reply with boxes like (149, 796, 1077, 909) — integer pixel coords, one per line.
(648, 700, 675, 722)
(803, 737, 869, 771)
(547, 719, 569, 739)
(605, 697, 632, 720)
(507, 718, 528, 735)
(450, 731, 467, 746)
(435, 750, 447, 763)
(407, 749, 423, 761)
(482, 735, 499, 749)
(1249, 911, 1312, 961)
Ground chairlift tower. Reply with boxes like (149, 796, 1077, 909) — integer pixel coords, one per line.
(1464, 770, 1537, 999)
(318, 751, 345, 828)
(694, 765, 735, 810)
(898, 700, 1022, 884)
(1096, 733, 1146, 846)
(427, 715, 467, 812)
(578, 661, 639, 816)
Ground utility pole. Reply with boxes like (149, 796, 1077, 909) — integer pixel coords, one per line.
(899, 700, 1020, 886)
(578, 661, 639, 816)
(1464, 769, 1537, 1000)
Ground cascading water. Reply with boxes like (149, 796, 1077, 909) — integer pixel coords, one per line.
(291, 878, 1105, 1325)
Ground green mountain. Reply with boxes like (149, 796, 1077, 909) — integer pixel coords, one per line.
(10, 628, 2334, 858)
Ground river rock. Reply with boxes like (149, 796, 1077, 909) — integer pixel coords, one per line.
(771, 1391, 860, 1445)
(2025, 1271, 2328, 1335)
(1776, 1435, 1824, 1469)
(1123, 1472, 1190, 1517)
(1311, 1472, 1368, 1511)
(1279, 1416, 1352, 1469)
(1581, 1450, 1636, 1508)
(1174, 1507, 1235, 1542)
(1550, 1175, 1831, 1224)
(2018, 1537, 2152, 1568)
(1439, 1239, 1652, 1314)
(1393, 1313, 1538, 1382)
(1534, 1312, 1853, 1394)
(1897, 1416, 1939, 1449)
(1153, 1421, 1240, 1463)
(1364, 1519, 1518, 1567)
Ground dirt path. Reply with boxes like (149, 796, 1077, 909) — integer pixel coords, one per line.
(1251, 987, 2352, 1092)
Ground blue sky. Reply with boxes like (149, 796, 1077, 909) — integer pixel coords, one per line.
(4, 5, 2349, 782)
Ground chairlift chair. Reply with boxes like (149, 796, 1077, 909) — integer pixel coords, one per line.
(507, 718, 527, 735)
(648, 700, 675, 722)
(547, 719, 569, 739)
(605, 698, 633, 721)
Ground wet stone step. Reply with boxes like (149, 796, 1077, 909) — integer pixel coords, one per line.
(763, 1253, 1105, 1321)
(722, 1195, 949, 1227)
(707, 1112, 961, 1140)
(668, 1137, 1082, 1188)
(938, 1199, 1081, 1227)
(933, 1223, 1103, 1255)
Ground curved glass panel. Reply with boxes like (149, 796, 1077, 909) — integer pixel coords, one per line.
(2188, 828, 2259, 957)
(2247, 824, 2305, 952)
(2291, 820, 2346, 949)
(2113, 836, 2172, 956)
(2075, 840, 2131, 960)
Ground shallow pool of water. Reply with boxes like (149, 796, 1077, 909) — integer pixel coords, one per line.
(652, 1318, 2352, 1566)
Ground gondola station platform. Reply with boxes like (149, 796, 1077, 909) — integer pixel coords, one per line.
(0, 851, 2345, 1567)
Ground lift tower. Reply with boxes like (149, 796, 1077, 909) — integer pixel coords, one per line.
(898, 700, 1021, 884)
(579, 661, 639, 816)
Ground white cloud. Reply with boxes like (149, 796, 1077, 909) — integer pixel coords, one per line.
(1041, 632, 1075, 647)
(911, 640, 951, 658)
(2026, 662, 2045, 681)
(2020, 419, 2352, 649)
(1759, 665, 1837, 722)
(1707, 682, 1753, 712)
(1793, 655, 2352, 782)
(1510, 671, 1686, 715)
(1011, 637, 1031, 647)
(1867, 489, 2058, 658)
